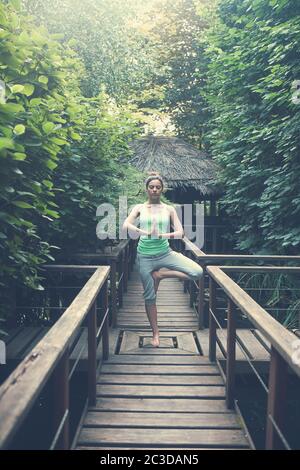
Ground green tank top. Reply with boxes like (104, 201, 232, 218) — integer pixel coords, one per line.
(137, 205, 170, 255)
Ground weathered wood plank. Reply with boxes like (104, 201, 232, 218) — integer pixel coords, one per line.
(251, 329, 271, 353)
(119, 349, 198, 356)
(237, 330, 270, 361)
(77, 428, 248, 447)
(77, 446, 249, 450)
(119, 307, 195, 313)
(216, 329, 245, 361)
(119, 328, 199, 331)
(98, 374, 223, 385)
(96, 384, 225, 398)
(195, 329, 271, 363)
(176, 333, 199, 353)
(132, 331, 198, 338)
(105, 355, 210, 364)
(83, 411, 239, 428)
(100, 364, 220, 375)
(90, 397, 232, 413)
(118, 312, 196, 317)
(117, 320, 199, 325)
(118, 327, 200, 332)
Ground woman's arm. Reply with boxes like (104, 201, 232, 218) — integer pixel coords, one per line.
(122, 204, 150, 236)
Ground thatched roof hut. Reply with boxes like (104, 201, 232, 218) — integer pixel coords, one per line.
(127, 136, 223, 203)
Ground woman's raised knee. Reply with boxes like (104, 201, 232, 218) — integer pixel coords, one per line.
(190, 265, 203, 280)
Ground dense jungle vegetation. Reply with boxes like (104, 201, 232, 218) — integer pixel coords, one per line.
(1, 0, 300, 330)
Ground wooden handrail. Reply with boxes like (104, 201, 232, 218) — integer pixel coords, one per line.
(177, 236, 300, 448)
(194, 253, 300, 262)
(179, 233, 300, 329)
(214, 266, 300, 273)
(71, 239, 134, 327)
(73, 239, 131, 261)
(207, 265, 300, 449)
(42, 265, 100, 272)
(0, 265, 110, 450)
(182, 236, 205, 258)
(206, 265, 300, 379)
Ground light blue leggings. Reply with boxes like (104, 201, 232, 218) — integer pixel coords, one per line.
(136, 247, 203, 305)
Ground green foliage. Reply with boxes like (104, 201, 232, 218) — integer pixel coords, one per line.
(203, 0, 300, 254)
(237, 270, 300, 329)
(46, 91, 141, 254)
(0, 1, 82, 306)
(22, 0, 158, 101)
(0, 1, 142, 326)
(148, 0, 212, 146)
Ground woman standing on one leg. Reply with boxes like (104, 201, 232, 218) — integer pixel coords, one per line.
(122, 171, 203, 347)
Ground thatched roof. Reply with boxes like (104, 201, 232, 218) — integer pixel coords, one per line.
(127, 136, 222, 197)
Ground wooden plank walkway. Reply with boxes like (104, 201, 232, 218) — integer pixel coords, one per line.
(76, 352, 249, 450)
(75, 262, 250, 450)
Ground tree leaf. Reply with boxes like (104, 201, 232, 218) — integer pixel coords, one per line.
(13, 124, 26, 135)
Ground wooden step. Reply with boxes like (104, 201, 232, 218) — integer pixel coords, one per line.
(98, 374, 223, 385)
(96, 384, 225, 398)
(83, 411, 240, 428)
(89, 397, 232, 413)
(104, 355, 211, 364)
(100, 364, 220, 375)
(77, 427, 248, 448)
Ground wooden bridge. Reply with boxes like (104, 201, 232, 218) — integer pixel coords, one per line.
(0, 238, 300, 450)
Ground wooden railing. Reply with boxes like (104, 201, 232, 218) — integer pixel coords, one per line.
(173, 232, 300, 449)
(207, 265, 300, 450)
(174, 235, 300, 330)
(71, 239, 135, 327)
(0, 265, 110, 450)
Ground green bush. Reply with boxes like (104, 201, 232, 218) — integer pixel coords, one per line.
(204, 0, 300, 254)
(0, 2, 142, 329)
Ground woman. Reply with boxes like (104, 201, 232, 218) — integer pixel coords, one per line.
(123, 172, 203, 347)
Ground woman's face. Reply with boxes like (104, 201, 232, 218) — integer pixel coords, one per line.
(146, 178, 163, 201)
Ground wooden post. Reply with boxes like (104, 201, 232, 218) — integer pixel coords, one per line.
(212, 226, 217, 253)
(102, 280, 109, 361)
(88, 301, 97, 406)
(186, 252, 193, 305)
(265, 347, 288, 450)
(118, 254, 124, 309)
(209, 278, 217, 362)
(183, 248, 188, 293)
(130, 241, 136, 272)
(226, 298, 236, 409)
(53, 348, 69, 449)
(190, 276, 194, 308)
(110, 259, 117, 328)
(124, 246, 129, 292)
(198, 268, 205, 329)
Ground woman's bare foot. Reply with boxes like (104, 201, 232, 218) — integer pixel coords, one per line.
(151, 331, 160, 348)
(151, 271, 162, 293)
